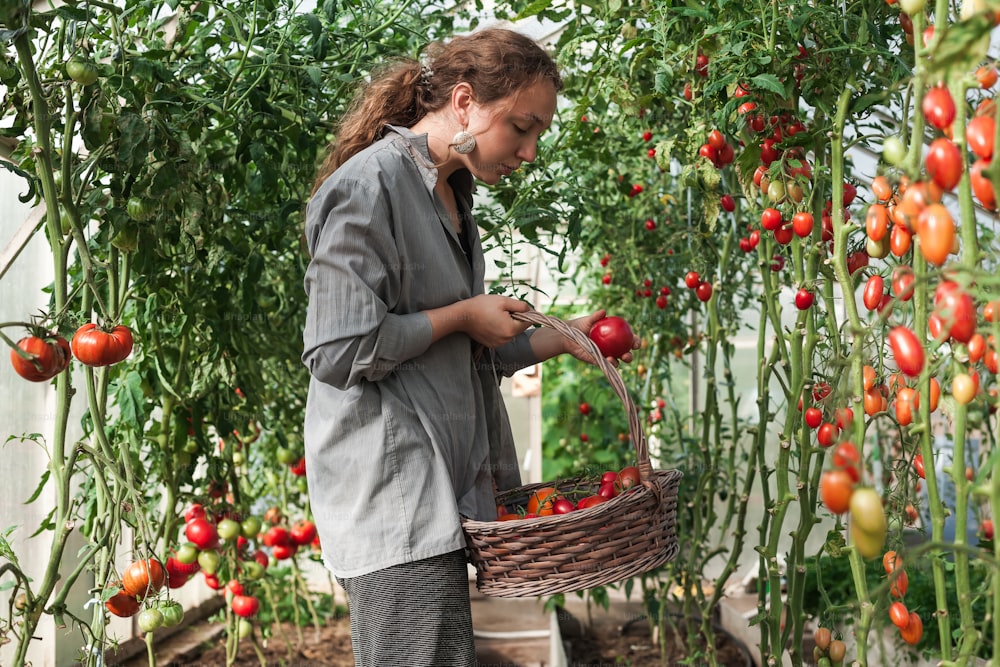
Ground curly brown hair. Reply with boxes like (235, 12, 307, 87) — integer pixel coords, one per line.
(311, 27, 562, 194)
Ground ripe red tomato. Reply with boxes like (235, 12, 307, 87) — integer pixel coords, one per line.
(816, 418, 847, 448)
(899, 612, 923, 645)
(922, 85, 956, 129)
(967, 114, 995, 160)
(917, 203, 955, 266)
(588, 316, 635, 359)
(105, 590, 141, 618)
(290, 520, 317, 546)
(983, 518, 995, 540)
(10, 334, 71, 382)
(231, 594, 260, 618)
(773, 224, 794, 245)
(889, 601, 910, 629)
(577, 494, 610, 510)
(792, 211, 815, 238)
(616, 465, 641, 490)
(896, 387, 919, 427)
(863, 275, 884, 312)
(695, 281, 713, 302)
(892, 266, 915, 301)
(761, 208, 783, 231)
(924, 137, 962, 191)
(971, 159, 997, 210)
(804, 407, 823, 429)
(121, 559, 166, 598)
(71, 323, 134, 367)
(794, 288, 814, 310)
(720, 194, 736, 212)
(883, 550, 903, 575)
(913, 453, 926, 479)
(598, 481, 618, 499)
(684, 271, 701, 289)
(820, 469, 854, 514)
(832, 442, 862, 482)
(579, 402, 591, 415)
(552, 498, 575, 514)
(888, 326, 925, 377)
(891, 569, 910, 597)
(934, 281, 976, 343)
(866, 205, 889, 242)
(890, 223, 912, 257)
(185, 517, 220, 550)
(707, 129, 726, 150)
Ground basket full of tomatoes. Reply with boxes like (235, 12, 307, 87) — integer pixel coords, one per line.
(461, 310, 682, 598)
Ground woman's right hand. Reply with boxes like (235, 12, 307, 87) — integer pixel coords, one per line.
(426, 294, 532, 347)
(458, 294, 532, 348)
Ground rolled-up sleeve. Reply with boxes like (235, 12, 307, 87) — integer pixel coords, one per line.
(302, 177, 434, 390)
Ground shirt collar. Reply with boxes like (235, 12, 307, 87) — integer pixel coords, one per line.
(385, 124, 475, 206)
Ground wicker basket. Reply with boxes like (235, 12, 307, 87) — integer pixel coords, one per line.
(462, 310, 682, 599)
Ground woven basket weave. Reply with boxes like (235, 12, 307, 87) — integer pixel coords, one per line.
(462, 311, 682, 599)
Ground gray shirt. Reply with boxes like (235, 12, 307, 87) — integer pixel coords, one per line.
(302, 125, 538, 578)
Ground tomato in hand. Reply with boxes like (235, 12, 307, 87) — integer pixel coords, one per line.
(10, 334, 71, 382)
(588, 316, 635, 359)
(71, 323, 134, 367)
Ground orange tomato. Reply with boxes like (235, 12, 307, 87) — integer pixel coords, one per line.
(527, 487, 559, 516)
(821, 469, 855, 514)
(863, 365, 877, 391)
(899, 611, 923, 645)
(917, 203, 955, 266)
(883, 549, 903, 574)
(890, 223, 912, 257)
(871, 175, 893, 202)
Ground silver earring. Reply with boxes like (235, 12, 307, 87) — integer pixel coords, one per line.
(451, 129, 476, 154)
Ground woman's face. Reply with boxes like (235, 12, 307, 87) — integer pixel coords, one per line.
(462, 79, 557, 185)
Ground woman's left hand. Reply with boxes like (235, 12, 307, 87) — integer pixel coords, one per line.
(563, 309, 640, 367)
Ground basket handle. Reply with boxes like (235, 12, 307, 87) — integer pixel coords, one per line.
(511, 310, 652, 481)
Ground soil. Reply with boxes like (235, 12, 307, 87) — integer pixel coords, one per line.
(183, 611, 752, 666)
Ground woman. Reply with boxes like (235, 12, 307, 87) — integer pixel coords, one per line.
(301, 27, 635, 666)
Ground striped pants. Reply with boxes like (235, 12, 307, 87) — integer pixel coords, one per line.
(336, 549, 477, 667)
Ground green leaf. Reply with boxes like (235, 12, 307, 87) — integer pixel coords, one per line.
(0, 526, 20, 567)
(515, 0, 554, 20)
(749, 73, 787, 99)
(116, 372, 147, 428)
(24, 470, 49, 505)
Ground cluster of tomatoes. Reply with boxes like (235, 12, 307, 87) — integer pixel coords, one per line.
(882, 550, 924, 646)
(104, 558, 184, 633)
(683, 270, 713, 303)
(9, 322, 134, 382)
(697, 128, 736, 169)
(496, 466, 642, 521)
(811, 626, 848, 667)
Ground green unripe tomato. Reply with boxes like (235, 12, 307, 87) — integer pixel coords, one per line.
(241, 560, 265, 581)
(159, 601, 184, 627)
(882, 136, 905, 166)
(275, 447, 296, 465)
(899, 0, 926, 14)
(65, 57, 99, 85)
(175, 543, 199, 565)
(138, 608, 164, 633)
(237, 618, 253, 639)
(198, 549, 221, 574)
(216, 518, 241, 542)
(241, 516, 262, 539)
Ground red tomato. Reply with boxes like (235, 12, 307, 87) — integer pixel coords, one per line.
(774, 223, 794, 245)
(792, 212, 814, 237)
(616, 465, 641, 490)
(866, 204, 889, 242)
(185, 517, 220, 550)
(794, 288, 814, 310)
(817, 422, 839, 447)
(577, 495, 610, 510)
(835, 407, 854, 430)
(720, 194, 736, 212)
(917, 203, 955, 266)
(10, 334, 71, 382)
(891, 569, 910, 597)
(695, 282, 713, 302)
(888, 327, 925, 377)
(889, 601, 910, 629)
(832, 442, 862, 481)
(804, 407, 823, 429)
(105, 590, 141, 618)
(863, 275, 884, 312)
(598, 481, 618, 499)
(983, 518, 995, 540)
(290, 520, 317, 546)
(71, 323, 134, 367)
(684, 271, 701, 289)
(922, 85, 956, 129)
(890, 224, 912, 257)
(231, 594, 260, 618)
(847, 251, 869, 276)
(896, 387, 919, 426)
(121, 559, 166, 599)
(899, 612, 923, 645)
(969, 334, 986, 363)
(707, 129, 726, 150)
(761, 208, 783, 231)
(552, 498, 576, 514)
(924, 137, 962, 191)
(967, 114, 995, 160)
(589, 316, 635, 359)
(934, 281, 976, 343)
(971, 159, 997, 210)
(820, 469, 855, 514)
(892, 266, 915, 301)
(914, 453, 926, 479)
